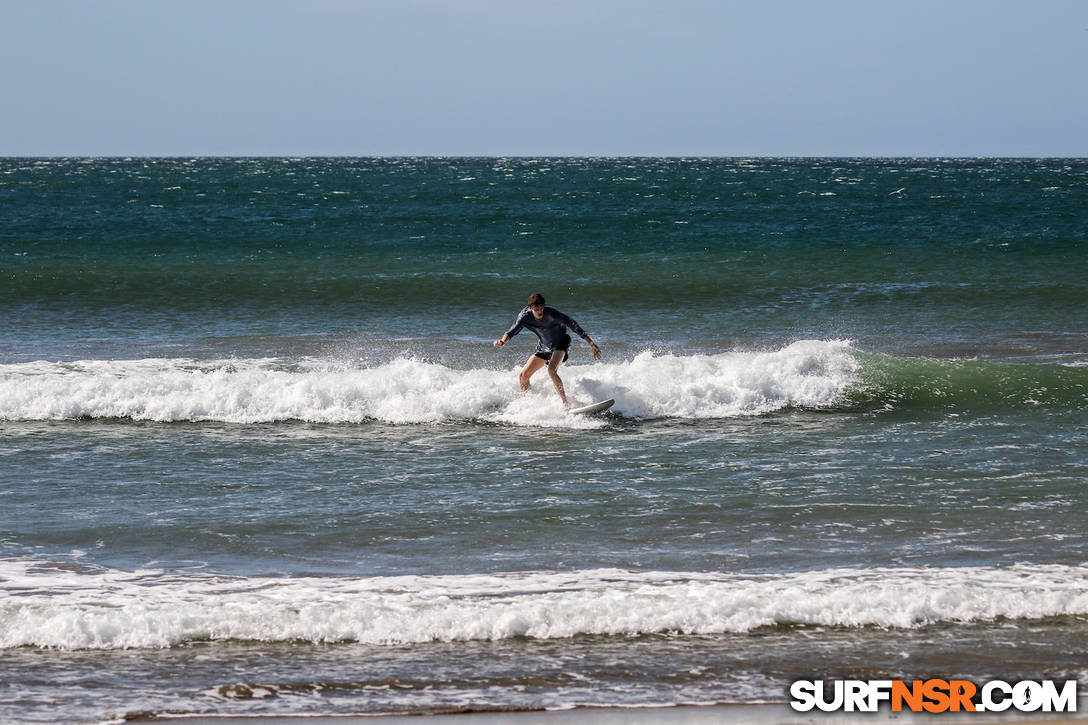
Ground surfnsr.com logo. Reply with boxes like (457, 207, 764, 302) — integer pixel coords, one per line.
(790, 679, 1079, 713)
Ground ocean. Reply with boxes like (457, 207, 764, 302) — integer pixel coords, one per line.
(1, 157, 1086, 723)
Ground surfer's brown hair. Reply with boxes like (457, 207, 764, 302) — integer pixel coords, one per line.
(528, 292, 546, 307)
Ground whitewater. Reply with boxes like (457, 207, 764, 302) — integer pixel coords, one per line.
(4, 561, 1087, 651)
(0, 340, 860, 425)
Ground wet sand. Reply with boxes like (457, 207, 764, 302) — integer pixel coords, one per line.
(144, 702, 1088, 724)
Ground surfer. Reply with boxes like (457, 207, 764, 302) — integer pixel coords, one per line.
(493, 292, 601, 407)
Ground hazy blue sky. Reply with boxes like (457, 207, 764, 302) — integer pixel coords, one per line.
(2, 0, 1085, 156)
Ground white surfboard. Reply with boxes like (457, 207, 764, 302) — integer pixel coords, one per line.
(569, 398, 615, 415)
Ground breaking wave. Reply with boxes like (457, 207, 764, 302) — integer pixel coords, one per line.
(2, 561, 1087, 650)
(0, 340, 859, 425)
(1, 340, 1082, 426)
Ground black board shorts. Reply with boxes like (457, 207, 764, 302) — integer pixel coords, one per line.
(534, 333, 572, 362)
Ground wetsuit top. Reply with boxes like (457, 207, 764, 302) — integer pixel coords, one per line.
(504, 306, 589, 353)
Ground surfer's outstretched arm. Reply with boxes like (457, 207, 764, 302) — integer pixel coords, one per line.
(584, 335, 601, 360)
(494, 308, 531, 347)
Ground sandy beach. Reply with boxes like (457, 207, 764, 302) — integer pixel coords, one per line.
(146, 703, 1088, 725)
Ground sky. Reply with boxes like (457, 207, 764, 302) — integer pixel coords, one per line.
(1, 0, 1086, 157)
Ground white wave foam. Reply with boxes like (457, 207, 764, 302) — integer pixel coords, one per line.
(585, 340, 857, 418)
(0, 341, 858, 425)
(2, 562, 1086, 650)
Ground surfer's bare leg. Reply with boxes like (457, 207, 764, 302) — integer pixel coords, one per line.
(547, 351, 569, 407)
(519, 355, 548, 392)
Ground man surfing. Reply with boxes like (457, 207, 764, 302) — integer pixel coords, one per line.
(493, 292, 601, 408)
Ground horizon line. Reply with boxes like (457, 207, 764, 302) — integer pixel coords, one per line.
(3, 153, 1087, 160)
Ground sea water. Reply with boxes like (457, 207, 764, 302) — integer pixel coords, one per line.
(1, 158, 1086, 722)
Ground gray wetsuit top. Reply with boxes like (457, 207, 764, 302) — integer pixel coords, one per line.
(504, 306, 589, 353)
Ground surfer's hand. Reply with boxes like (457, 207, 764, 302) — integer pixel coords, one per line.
(589, 341, 601, 360)
(493, 339, 505, 347)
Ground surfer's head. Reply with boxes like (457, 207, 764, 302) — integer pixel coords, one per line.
(528, 292, 546, 318)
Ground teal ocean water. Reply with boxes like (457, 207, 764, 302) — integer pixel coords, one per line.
(1, 158, 1087, 722)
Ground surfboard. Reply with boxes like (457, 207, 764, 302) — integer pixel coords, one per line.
(569, 398, 615, 415)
